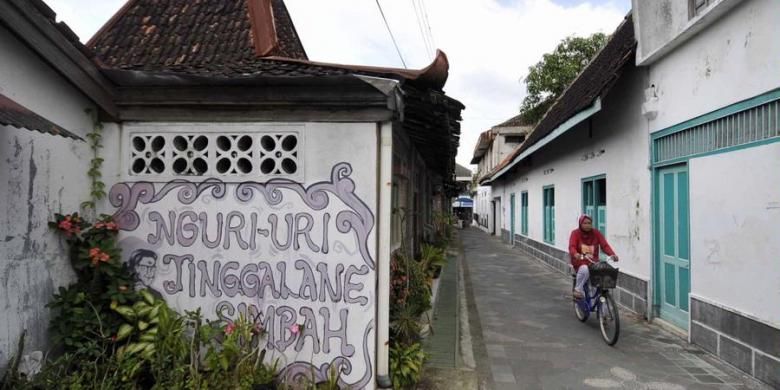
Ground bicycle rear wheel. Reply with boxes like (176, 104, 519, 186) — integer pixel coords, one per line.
(597, 291, 620, 345)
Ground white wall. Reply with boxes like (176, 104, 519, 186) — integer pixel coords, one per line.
(643, 0, 780, 328)
(689, 142, 780, 327)
(647, 0, 780, 133)
(0, 26, 98, 369)
(474, 185, 492, 231)
(112, 121, 379, 387)
(492, 66, 652, 279)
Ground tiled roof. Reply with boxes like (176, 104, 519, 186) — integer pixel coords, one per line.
(0, 93, 81, 140)
(488, 13, 636, 180)
(455, 163, 472, 178)
(89, 0, 307, 72)
(493, 112, 534, 128)
(89, 0, 451, 89)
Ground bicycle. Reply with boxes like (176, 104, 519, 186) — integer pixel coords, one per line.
(571, 256, 620, 346)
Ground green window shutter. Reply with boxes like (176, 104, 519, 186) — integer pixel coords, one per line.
(543, 187, 555, 244)
(597, 206, 607, 235)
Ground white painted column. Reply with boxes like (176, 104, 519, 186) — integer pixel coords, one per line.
(375, 121, 393, 388)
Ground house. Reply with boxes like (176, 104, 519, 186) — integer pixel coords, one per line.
(0, 0, 118, 373)
(633, 0, 780, 385)
(0, 0, 464, 387)
(482, 0, 780, 386)
(470, 115, 530, 234)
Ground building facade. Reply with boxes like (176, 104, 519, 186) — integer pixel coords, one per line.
(471, 119, 529, 233)
(484, 1, 780, 386)
(0, 1, 464, 387)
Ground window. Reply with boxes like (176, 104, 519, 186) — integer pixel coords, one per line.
(127, 130, 302, 180)
(582, 176, 607, 243)
(582, 176, 607, 234)
(543, 186, 555, 244)
(520, 191, 528, 236)
(505, 135, 525, 144)
(689, 0, 711, 18)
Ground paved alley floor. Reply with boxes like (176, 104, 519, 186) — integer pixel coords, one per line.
(460, 227, 771, 390)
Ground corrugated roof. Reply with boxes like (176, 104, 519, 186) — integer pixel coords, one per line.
(487, 13, 636, 181)
(0, 93, 82, 140)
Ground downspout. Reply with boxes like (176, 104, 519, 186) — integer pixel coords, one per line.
(376, 121, 393, 388)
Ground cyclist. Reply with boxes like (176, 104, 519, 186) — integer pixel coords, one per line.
(569, 215, 618, 300)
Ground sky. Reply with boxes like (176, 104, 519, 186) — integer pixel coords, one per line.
(47, 0, 630, 172)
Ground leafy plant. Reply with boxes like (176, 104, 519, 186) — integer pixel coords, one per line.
(389, 342, 426, 390)
(81, 108, 106, 212)
(419, 243, 447, 279)
(47, 213, 138, 361)
(519, 33, 608, 124)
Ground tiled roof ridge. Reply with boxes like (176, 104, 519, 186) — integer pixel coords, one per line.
(86, 0, 140, 48)
(259, 48, 450, 89)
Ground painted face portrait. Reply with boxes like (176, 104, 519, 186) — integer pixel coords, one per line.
(129, 249, 158, 287)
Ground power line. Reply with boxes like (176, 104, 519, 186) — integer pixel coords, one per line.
(419, 0, 436, 51)
(412, 0, 433, 58)
(374, 0, 408, 69)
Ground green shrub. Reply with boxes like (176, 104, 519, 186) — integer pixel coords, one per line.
(389, 342, 426, 390)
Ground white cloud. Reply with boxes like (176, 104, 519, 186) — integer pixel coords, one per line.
(286, 0, 627, 168)
(48, 0, 627, 168)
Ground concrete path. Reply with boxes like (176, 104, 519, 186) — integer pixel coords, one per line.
(459, 227, 770, 390)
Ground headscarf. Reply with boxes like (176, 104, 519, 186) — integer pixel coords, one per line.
(578, 214, 593, 232)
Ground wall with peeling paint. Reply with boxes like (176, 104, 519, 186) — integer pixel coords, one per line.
(643, 0, 780, 328)
(491, 64, 652, 281)
(0, 26, 102, 370)
(689, 143, 780, 326)
(646, 0, 780, 132)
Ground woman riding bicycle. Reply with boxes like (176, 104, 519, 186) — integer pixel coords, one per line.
(569, 215, 618, 300)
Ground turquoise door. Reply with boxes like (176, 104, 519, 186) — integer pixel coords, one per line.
(510, 194, 516, 244)
(656, 165, 691, 329)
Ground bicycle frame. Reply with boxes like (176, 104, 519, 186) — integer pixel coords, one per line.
(576, 282, 605, 317)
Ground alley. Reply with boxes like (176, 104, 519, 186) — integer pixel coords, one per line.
(459, 228, 770, 390)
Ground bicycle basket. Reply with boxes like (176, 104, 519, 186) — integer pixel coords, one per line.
(589, 262, 619, 289)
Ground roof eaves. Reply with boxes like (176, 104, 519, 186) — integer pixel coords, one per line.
(0, 93, 83, 140)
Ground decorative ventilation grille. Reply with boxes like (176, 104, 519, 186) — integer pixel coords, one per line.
(128, 132, 301, 179)
(654, 99, 780, 164)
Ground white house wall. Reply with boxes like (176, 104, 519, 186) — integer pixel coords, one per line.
(647, 0, 780, 133)
(0, 25, 99, 370)
(494, 66, 651, 280)
(689, 143, 780, 326)
(487, 66, 654, 319)
(111, 121, 379, 388)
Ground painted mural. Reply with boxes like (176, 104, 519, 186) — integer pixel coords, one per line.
(110, 162, 376, 388)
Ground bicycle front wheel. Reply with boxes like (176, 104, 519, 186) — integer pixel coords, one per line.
(574, 297, 588, 322)
(597, 291, 620, 346)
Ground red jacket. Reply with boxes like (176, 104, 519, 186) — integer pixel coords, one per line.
(569, 215, 615, 269)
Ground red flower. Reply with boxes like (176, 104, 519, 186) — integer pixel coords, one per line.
(58, 220, 72, 231)
(290, 324, 300, 335)
(89, 247, 110, 266)
(225, 322, 236, 335)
